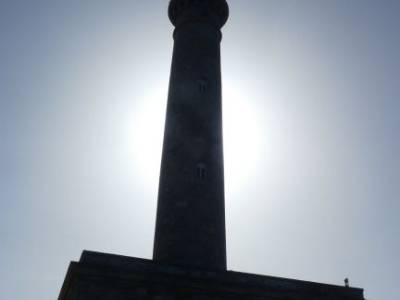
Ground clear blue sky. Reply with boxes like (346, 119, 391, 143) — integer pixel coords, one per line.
(1, 1, 399, 299)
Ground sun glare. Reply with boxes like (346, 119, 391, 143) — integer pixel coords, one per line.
(130, 84, 262, 196)
(130, 87, 166, 192)
(223, 87, 262, 196)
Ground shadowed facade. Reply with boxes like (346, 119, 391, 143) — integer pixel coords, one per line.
(58, 1, 366, 299)
(154, 0, 229, 271)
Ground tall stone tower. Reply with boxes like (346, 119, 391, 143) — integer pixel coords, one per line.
(153, 0, 229, 271)
(58, 2, 366, 299)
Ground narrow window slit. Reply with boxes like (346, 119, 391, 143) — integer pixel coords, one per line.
(196, 163, 207, 181)
(198, 78, 208, 93)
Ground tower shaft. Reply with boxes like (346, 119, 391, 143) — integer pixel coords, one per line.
(153, 0, 229, 271)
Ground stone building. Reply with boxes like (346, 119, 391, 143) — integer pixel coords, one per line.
(58, 1, 365, 299)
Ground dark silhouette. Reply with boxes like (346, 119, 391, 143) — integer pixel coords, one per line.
(58, 1, 365, 299)
(153, 0, 228, 272)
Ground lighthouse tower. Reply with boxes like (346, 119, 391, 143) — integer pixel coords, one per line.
(153, 0, 229, 271)
(58, 2, 365, 300)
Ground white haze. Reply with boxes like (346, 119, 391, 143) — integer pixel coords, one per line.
(1, 1, 399, 299)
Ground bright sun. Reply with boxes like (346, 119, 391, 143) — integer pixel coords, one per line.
(223, 87, 262, 196)
(130, 83, 262, 196)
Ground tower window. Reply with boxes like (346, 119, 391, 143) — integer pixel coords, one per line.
(198, 78, 208, 93)
(196, 163, 207, 181)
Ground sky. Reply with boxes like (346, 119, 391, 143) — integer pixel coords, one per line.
(0, 1, 399, 299)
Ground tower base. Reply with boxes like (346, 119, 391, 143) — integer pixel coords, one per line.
(59, 251, 364, 300)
